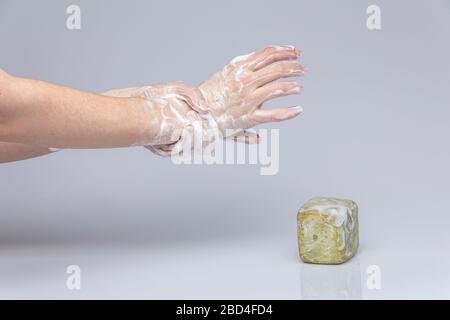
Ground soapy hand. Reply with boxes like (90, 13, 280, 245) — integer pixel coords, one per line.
(0, 46, 306, 162)
(199, 45, 306, 143)
(104, 45, 306, 155)
(103, 82, 209, 155)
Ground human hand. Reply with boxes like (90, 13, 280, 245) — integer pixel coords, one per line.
(103, 81, 210, 155)
(199, 45, 306, 142)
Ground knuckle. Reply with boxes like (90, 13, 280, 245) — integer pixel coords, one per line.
(265, 46, 277, 54)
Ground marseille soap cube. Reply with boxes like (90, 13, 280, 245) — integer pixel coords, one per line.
(297, 197, 359, 264)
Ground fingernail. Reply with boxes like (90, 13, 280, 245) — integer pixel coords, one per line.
(292, 106, 303, 114)
(293, 66, 306, 75)
(289, 85, 303, 94)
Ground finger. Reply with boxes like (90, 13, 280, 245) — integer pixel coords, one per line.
(226, 130, 260, 144)
(252, 81, 302, 105)
(145, 145, 172, 157)
(250, 61, 305, 88)
(229, 45, 298, 66)
(171, 123, 194, 156)
(247, 45, 301, 71)
(253, 106, 303, 124)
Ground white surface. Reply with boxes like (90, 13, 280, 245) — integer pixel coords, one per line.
(1, 228, 449, 299)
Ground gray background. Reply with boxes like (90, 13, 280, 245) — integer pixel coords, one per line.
(0, 0, 449, 299)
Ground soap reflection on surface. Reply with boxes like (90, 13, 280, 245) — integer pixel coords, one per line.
(300, 258, 362, 300)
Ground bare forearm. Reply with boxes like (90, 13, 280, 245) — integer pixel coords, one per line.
(0, 72, 164, 149)
(0, 142, 54, 163)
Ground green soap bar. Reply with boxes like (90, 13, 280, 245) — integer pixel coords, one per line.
(297, 197, 359, 264)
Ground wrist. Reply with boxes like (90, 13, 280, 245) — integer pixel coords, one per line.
(198, 85, 221, 124)
(140, 97, 188, 147)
